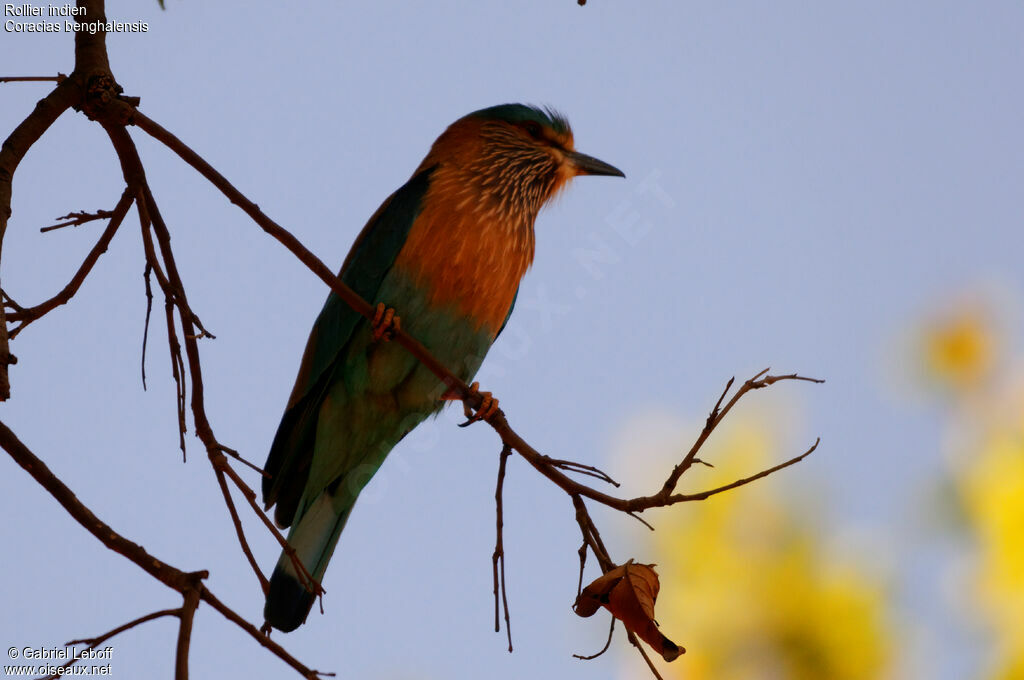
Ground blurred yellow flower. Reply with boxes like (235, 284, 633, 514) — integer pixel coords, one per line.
(910, 289, 1024, 679)
(960, 424, 1024, 678)
(920, 303, 1000, 393)
(620, 416, 893, 680)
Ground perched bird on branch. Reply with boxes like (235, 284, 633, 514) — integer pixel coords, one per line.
(262, 104, 624, 632)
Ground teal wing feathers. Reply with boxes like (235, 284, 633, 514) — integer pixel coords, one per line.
(262, 166, 436, 526)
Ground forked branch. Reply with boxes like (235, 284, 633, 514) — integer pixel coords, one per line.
(0, 419, 328, 680)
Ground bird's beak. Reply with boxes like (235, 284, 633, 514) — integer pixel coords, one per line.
(566, 150, 625, 178)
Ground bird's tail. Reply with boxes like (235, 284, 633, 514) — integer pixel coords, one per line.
(264, 490, 353, 632)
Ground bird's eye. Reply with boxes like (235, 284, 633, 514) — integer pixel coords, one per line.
(524, 121, 543, 139)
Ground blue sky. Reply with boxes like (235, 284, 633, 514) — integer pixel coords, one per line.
(2, 2, 1022, 678)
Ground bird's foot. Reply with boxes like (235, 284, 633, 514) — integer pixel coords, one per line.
(371, 302, 401, 342)
(457, 381, 499, 427)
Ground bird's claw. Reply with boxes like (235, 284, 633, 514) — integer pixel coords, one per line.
(371, 302, 400, 342)
(457, 381, 499, 427)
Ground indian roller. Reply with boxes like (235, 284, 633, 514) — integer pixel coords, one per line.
(262, 103, 624, 632)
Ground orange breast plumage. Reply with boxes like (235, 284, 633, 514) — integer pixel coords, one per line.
(391, 163, 536, 337)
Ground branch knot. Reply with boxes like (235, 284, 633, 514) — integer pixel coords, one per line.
(80, 74, 137, 125)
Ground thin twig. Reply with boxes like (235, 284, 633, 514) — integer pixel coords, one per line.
(495, 372, 822, 518)
(0, 75, 67, 83)
(660, 370, 822, 496)
(584, 517, 613, 571)
(627, 512, 655, 531)
(163, 297, 188, 458)
(6, 189, 134, 339)
(630, 631, 666, 680)
(41, 208, 114, 233)
(671, 438, 820, 502)
(212, 460, 270, 596)
(545, 457, 620, 487)
(492, 444, 513, 652)
(572, 494, 614, 573)
(219, 459, 323, 597)
(217, 443, 269, 477)
(573, 616, 615, 660)
(66, 608, 180, 646)
(576, 542, 588, 598)
(137, 202, 173, 293)
(709, 377, 735, 427)
(198, 588, 333, 680)
(41, 608, 180, 680)
(141, 262, 153, 389)
(136, 190, 187, 446)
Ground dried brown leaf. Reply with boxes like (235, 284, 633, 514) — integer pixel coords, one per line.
(573, 561, 684, 662)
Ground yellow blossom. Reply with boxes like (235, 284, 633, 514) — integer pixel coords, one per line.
(960, 427, 1024, 677)
(618, 416, 892, 680)
(920, 303, 999, 393)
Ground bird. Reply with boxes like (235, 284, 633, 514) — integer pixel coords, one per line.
(262, 103, 624, 632)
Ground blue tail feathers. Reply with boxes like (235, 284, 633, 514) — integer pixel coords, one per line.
(265, 568, 317, 632)
(263, 490, 354, 632)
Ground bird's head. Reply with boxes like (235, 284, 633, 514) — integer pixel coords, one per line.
(418, 104, 624, 224)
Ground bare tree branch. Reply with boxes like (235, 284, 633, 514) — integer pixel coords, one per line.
(107, 122, 323, 604)
(5, 189, 134, 339)
(0, 418, 199, 590)
(198, 587, 334, 679)
(0, 419, 328, 679)
(213, 464, 270, 596)
(40, 608, 179, 680)
(175, 588, 200, 680)
(0, 76, 79, 399)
